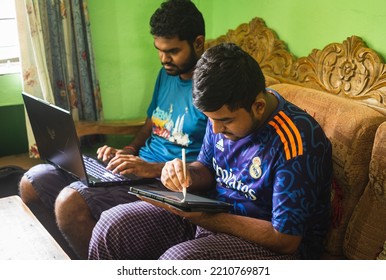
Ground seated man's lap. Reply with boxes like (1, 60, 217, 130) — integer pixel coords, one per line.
(67, 180, 165, 220)
(25, 163, 76, 210)
(89, 201, 196, 259)
(67, 182, 143, 220)
(26, 164, 164, 220)
(89, 201, 300, 260)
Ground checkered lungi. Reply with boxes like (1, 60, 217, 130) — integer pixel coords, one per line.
(88, 201, 300, 260)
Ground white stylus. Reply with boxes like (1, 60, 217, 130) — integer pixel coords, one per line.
(181, 148, 187, 202)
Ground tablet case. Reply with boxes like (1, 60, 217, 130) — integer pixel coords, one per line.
(129, 187, 232, 213)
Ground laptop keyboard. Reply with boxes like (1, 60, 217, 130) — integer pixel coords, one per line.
(83, 156, 127, 182)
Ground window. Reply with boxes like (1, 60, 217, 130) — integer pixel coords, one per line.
(0, 0, 20, 75)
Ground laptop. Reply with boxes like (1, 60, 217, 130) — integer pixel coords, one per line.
(128, 187, 233, 213)
(22, 92, 156, 187)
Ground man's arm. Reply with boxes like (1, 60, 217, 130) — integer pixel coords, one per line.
(121, 117, 153, 154)
(188, 211, 302, 255)
(97, 117, 152, 161)
(98, 117, 164, 178)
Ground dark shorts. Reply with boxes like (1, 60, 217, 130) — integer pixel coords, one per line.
(25, 163, 164, 219)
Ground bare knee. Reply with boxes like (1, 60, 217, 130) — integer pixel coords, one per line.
(55, 188, 92, 224)
(55, 188, 95, 229)
(55, 188, 96, 259)
(19, 175, 39, 204)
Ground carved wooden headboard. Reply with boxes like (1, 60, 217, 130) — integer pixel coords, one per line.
(205, 17, 386, 114)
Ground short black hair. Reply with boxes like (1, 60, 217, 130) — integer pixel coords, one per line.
(193, 43, 266, 112)
(150, 0, 205, 43)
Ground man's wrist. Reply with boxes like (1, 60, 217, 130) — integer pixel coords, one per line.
(149, 162, 165, 178)
(123, 145, 137, 154)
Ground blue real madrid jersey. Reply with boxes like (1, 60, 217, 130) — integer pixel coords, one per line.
(197, 88, 333, 259)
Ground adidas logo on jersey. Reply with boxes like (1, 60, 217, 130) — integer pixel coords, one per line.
(215, 139, 224, 151)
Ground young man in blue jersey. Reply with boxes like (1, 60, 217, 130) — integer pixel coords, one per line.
(88, 43, 333, 260)
(18, 0, 207, 259)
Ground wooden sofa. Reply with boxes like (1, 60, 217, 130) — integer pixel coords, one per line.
(205, 17, 386, 259)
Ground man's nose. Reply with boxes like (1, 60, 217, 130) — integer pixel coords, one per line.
(211, 120, 224, 134)
(160, 52, 171, 64)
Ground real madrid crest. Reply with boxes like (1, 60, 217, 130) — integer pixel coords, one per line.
(249, 157, 262, 179)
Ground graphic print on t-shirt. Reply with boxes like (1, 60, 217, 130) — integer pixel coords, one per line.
(151, 104, 190, 146)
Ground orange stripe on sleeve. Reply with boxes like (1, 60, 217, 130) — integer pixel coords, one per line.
(268, 120, 291, 160)
(279, 111, 303, 156)
(273, 115, 297, 158)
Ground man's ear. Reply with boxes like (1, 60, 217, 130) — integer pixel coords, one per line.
(252, 96, 267, 118)
(194, 35, 205, 52)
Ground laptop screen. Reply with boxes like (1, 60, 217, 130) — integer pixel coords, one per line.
(22, 92, 88, 185)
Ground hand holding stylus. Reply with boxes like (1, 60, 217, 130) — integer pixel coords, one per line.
(160, 152, 191, 194)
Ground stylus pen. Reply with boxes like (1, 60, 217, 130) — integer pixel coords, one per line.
(182, 148, 187, 202)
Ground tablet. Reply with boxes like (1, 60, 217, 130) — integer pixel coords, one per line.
(128, 187, 232, 213)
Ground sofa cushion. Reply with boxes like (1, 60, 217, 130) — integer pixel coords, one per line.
(343, 121, 386, 259)
(270, 83, 386, 257)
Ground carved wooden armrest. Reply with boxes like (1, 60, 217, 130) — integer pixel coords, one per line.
(75, 118, 146, 137)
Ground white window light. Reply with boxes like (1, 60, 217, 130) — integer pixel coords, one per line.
(0, 0, 21, 75)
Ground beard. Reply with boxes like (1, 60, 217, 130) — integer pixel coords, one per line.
(223, 111, 262, 141)
(162, 46, 198, 76)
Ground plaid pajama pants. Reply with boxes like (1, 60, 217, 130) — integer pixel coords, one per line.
(88, 201, 300, 260)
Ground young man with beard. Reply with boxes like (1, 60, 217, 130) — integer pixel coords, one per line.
(88, 43, 332, 260)
(18, 0, 207, 259)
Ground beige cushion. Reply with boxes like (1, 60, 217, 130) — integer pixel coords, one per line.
(343, 121, 386, 259)
(270, 83, 386, 257)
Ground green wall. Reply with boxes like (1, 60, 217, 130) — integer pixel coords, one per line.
(88, 0, 386, 121)
(199, 0, 386, 60)
(1, 0, 386, 156)
(87, 0, 162, 120)
(0, 74, 26, 156)
(0, 74, 23, 106)
(0, 104, 28, 156)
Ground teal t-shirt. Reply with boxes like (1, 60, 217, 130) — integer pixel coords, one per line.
(139, 68, 207, 163)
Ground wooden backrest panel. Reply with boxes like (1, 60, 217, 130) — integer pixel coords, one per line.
(205, 17, 386, 114)
(205, 18, 296, 80)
